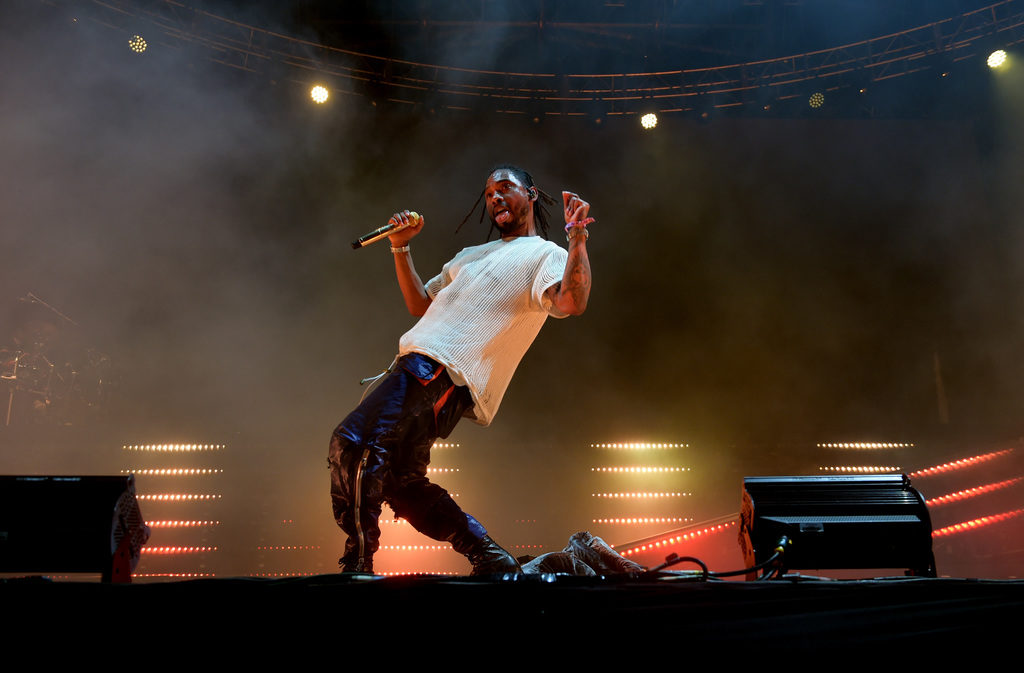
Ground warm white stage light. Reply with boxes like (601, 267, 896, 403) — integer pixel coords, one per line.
(592, 491, 690, 499)
(591, 442, 687, 449)
(142, 546, 217, 554)
(122, 444, 225, 452)
(818, 465, 901, 474)
(809, 92, 824, 108)
(311, 85, 329, 103)
(146, 520, 220, 528)
(988, 50, 1008, 68)
(817, 442, 913, 449)
(129, 35, 147, 53)
(590, 466, 689, 473)
(640, 112, 658, 129)
(121, 468, 224, 476)
(136, 493, 222, 501)
(593, 517, 692, 525)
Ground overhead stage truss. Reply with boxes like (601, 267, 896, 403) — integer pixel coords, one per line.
(78, 0, 1024, 117)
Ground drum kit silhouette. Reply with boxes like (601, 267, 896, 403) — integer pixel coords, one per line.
(1, 293, 115, 427)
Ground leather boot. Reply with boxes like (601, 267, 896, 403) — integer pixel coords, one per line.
(463, 535, 522, 576)
(339, 553, 376, 573)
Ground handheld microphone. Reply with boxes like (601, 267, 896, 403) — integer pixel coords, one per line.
(351, 212, 421, 249)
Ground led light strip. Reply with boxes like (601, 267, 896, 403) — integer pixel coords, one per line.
(909, 449, 1014, 477)
(926, 478, 1023, 506)
(121, 469, 224, 476)
(256, 545, 321, 551)
(590, 467, 690, 473)
(145, 520, 220, 528)
(592, 492, 690, 498)
(818, 466, 902, 473)
(817, 442, 914, 449)
(122, 444, 225, 452)
(137, 494, 222, 501)
(142, 546, 218, 554)
(591, 443, 687, 449)
(592, 517, 693, 524)
(620, 521, 737, 556)
(932, 509, 1024, 537)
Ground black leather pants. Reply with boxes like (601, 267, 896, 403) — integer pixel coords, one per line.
(328, 353, 486, 570)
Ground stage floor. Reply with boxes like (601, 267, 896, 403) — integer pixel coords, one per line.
(4, 572, 1022, 656)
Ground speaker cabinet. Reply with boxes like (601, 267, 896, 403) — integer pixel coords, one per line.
(0, 475, 149, 582)
(740, 474, 935, 578)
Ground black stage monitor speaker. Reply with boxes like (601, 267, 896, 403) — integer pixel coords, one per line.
(0, 475, 149, 582)
(739, 474, 935, 579)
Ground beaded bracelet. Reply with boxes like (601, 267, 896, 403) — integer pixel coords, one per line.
(565, 216, 594, 241)
(564, 217, 595, 232)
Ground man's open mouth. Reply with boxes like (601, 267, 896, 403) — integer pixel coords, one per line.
(495, 208, 512, 224)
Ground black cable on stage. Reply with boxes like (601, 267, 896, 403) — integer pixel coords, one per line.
(645, 535, 791, 581)
(646, 554, 710, 579)
(712, 535, 791, 579)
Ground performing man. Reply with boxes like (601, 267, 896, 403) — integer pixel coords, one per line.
(328, 165, 592, 574)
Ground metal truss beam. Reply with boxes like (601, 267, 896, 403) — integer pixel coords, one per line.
(81, 0, 1024, 118)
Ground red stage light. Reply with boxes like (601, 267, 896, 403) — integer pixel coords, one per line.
(142, 546, 218, 554)
(926, 478, 1023, 506)
(932, 509, 1024, 537)
(620, 521, 736, 557)
(909, 449, 1014, 478)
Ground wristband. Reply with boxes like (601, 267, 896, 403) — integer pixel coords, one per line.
(390, 245, 410, 254)
(566, 227, 589, 241)
(564, 217, 595, 232)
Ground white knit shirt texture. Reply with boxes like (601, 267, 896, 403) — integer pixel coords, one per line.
(398, 235, 569, 426)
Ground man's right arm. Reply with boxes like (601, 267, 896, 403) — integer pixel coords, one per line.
(388, 210, 432, 317)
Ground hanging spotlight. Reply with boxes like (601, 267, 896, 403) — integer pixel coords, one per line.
(128, 35, 147, 53)
(808, 92, 824, 108)
(310, 85, 329, 104)
(640, 112, 658, 129)
(987, 49, 1008, 69)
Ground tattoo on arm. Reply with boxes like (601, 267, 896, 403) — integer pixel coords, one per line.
(566, 260, 589, 306)
(553, 248, 591, 314)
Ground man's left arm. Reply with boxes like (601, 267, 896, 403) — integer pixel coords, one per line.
(545, 191, 592, 316)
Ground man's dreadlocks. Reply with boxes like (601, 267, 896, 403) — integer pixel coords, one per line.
(455, 164, 557, 241)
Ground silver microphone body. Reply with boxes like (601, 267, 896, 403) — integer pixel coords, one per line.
(351, 212, 421, 249)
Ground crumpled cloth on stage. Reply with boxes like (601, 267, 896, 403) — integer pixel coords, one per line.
(520, 531, 645, 575)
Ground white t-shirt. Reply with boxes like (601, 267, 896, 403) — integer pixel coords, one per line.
(398, 235, 569, 426)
